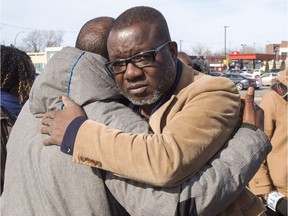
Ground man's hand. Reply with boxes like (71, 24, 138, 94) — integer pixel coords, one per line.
(41, 95, 87, 146)
(240, 87, 264, 131)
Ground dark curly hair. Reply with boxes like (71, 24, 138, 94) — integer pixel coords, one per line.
(1, 45, 36, 106)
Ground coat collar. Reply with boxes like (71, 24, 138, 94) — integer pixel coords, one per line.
(148, 62, 200, 132)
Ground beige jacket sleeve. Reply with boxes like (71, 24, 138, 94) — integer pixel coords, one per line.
(72, 74, 240, 187)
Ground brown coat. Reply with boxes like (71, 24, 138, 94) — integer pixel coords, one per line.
(72, 64, 266, 215)
(73, 65, 240, 185)
(250, 69, 288, 197)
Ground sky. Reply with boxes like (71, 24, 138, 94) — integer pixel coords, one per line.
(1, 0, 287, 54)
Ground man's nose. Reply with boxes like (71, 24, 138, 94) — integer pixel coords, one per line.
(124, 62, 144, 80)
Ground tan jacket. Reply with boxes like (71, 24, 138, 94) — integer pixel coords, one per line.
(72, 64, 266, 215)
(73, 65, 240, 185)
(250, 69, 288, 197)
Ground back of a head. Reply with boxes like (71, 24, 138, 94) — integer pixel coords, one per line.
(0, 45, 35, 105)
(75, 16, 115, 59)
(110, 6, 171, 42)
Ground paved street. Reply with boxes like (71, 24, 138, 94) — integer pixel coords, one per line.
(239, 86, 270, 105)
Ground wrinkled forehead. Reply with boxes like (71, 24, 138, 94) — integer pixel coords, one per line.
(107, 23, 160, 59)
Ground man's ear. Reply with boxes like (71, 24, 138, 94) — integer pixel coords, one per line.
(168, 41, 178, 61)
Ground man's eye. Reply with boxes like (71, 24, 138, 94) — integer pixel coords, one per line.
(133, 53, 152, 62)
(112, 61, 125, 68)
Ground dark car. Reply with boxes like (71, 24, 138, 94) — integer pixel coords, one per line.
(222, 73, 257, 91)
(226, 69, 243, 74)
(270, 69, 281, 73)
(209, 71, 225, 77)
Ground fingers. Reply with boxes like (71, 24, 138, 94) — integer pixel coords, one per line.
(240, 87, 264, 130)
(40, 126, 54, 146)
(41, 112, 56, 146)
(62, 95, 77, 108)
(245, 87, 255, 103)
(40, 125, 50, 135)
(43, 137, 55, 146)
(42, 110, 56, 119)
(41, 125, 61, 146)
(240, 87, 254, 115)
(242, 87, 256, 125)
(62, 95, 87, 117)
(41, 117, 51, 126)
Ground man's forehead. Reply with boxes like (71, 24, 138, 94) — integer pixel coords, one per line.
(107, 36, 145, 58)
(109, 22, 156, 37)
(109, 24, 159, 45)
(107, 23, 161, 59)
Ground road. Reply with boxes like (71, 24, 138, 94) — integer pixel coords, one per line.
(239, 86, 270, 105)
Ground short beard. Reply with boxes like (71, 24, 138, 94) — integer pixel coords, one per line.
(124, 90, 162, 106)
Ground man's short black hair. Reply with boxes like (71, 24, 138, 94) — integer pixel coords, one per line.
(75, 16, 115, 59)
(111, 6, 171, 42)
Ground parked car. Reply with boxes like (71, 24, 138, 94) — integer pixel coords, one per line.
(222, 73, 257, 91)
(226, 69, 243, 74)
(270, 69, 281, 73)
(245, 74, 263, 89)
(252, 69, 265, 76)
(241, 68, 253, 74)
(209, 71, 224, 77)
(261, 72, 279, 86)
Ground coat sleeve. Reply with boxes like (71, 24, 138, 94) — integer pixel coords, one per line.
(72, 77, 240, 186)
(103, 125, 271, 216)
(187, 125, 271, 215)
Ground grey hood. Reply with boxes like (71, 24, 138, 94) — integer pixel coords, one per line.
(30, 46, 121, 115)
(29, 46, 148, 132)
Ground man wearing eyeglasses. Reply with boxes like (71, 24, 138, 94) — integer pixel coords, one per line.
(41, 6, 268, 215)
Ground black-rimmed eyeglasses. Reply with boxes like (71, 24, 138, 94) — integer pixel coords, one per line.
(105, 41, 171, 76)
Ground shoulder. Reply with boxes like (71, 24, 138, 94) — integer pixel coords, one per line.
(261, 91, 280, 107)
(178, 64, 237, 95)
(187, 73, 238, 96)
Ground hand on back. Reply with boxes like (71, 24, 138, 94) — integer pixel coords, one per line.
(41, 95, 87, 145)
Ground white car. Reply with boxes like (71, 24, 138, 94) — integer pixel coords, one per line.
(261, 73, 279, 86)
(245, 74, 263, 89)
(252, 69, 265, 76)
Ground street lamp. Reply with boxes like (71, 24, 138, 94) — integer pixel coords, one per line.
(14, 31, 25, 46)
(179, 40, 183, 52)
(224, 26, 229, 58)
(223, 26, 229, 70)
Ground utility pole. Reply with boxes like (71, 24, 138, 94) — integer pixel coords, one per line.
(224, 26, 229, 57)
(224, 26, 229, 70)
(179, 40, 183, 52)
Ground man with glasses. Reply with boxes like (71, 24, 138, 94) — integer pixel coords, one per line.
(41, 6, 268, 215)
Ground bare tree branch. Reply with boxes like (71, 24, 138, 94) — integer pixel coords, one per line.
(22, 30, 64, 52)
